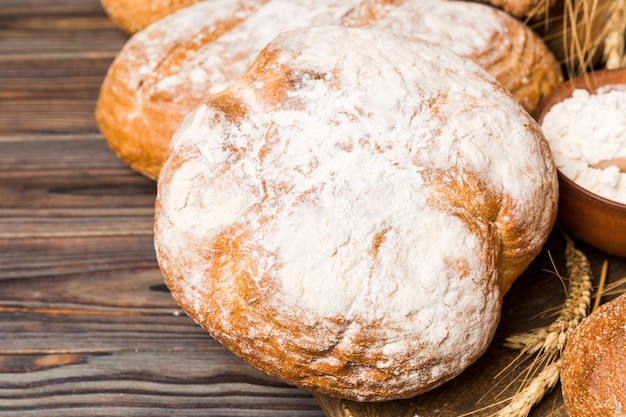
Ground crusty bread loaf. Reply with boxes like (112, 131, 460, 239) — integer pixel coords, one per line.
(154, 26, 558, 402)
(95, 0, 363, 180)
(470, 0, 549, 18)
(340, 0, 563, 117)
(100, 0, 202, 34)
(95, 0, 562, 180)
(561, 293, 626, 417)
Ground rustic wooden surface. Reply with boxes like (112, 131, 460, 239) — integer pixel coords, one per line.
(1, 1, 625, 416)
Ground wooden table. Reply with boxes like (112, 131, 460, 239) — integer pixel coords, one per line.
(1, 1, 624, 415)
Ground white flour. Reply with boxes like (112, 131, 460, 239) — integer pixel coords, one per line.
(541, 86, 626, 204)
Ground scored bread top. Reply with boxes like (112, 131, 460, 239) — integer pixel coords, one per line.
(154, 26, 558, 401)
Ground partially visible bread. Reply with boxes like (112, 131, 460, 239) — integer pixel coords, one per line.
(561, 293, 626, 417)
(95, 0, 362, 179)
(154, 26, 558, 402)
(340, 0, 563, 117)
(100, 0, 202, 34)
(470, 0, 550, 18)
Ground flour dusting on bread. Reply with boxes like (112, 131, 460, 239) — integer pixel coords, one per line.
(155, 26, 558, 401)
(96, 0, 561, 180)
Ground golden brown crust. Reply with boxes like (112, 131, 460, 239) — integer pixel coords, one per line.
(96, 0, 266, 179)
(95, 60, 171, 180)
(100, 0, 203, 34)
(561, 293, 626, 417)
(95, 0, 359, 179)
(471, 0, 549, 18)
(154, 26, 558, 402)
(479, 13, 563, 115)
(96, 0, 562, 180)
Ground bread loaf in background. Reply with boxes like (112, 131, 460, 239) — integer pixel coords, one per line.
(470, 0, 549, 18)
(100, 0, 202, 34)
(95, 0, 562, 180)
(561, 293, 626, 417)
(341, 0, 563, 117)
(95, 0, 362, 180)
(154, 26, 559, 402)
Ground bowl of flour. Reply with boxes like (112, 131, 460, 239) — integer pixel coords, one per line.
(536, 68, 626, 257)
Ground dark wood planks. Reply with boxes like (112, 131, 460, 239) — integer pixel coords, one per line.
(0, 0, 624, 416)
(0, 2, 124, 136)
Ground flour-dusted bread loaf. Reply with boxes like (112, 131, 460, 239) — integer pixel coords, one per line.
(154, 26, 559, 402)
(95, 0, 362, 180)
(341, 0, 563, 115)
(561, 293, 626, 417)
(95, 0, 562, 180)
(100, 0, 202, 34)
(470, 0, 549, 18)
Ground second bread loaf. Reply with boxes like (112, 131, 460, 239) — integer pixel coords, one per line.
(96, 0, 562, 179)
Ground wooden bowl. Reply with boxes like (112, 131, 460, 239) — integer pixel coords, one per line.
(535, 68, 626, 258)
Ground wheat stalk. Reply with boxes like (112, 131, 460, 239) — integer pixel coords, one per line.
(592, 259, 609, 311)
(532, 0, 615, 76)
(603, 0, 626, 69)
(483, 233, 593, 417)
(504, 234, 593, 355)
(493, 360, 562, 417)
(600, 274, 626, 296)
(565, 0, 602, 76)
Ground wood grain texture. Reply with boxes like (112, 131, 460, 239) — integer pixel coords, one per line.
(0, 1, 624, 416)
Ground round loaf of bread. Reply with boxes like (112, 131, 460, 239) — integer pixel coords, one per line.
(561, 293, 626, 417)
(100, 0, 202, 34)
(154, 26, 558, 401)
(95, 0, 562, 180)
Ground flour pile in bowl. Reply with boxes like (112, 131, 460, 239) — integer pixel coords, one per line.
(541, 86, 626, 204)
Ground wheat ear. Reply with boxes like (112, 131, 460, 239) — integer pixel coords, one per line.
(603, 0, 626, 68)
(489, 234, 593, 417)
(504, 234, 593, 355)
(493, 360, 562, 417)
